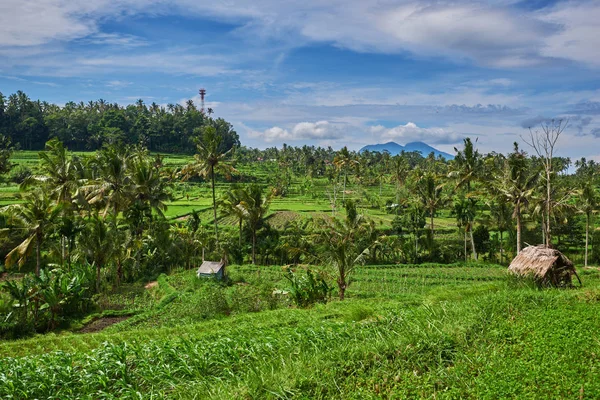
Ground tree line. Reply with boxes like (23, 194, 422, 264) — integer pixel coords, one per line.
(0, 91, 239, 152)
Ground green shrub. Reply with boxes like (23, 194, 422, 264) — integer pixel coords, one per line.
(285, 266, 331, 307)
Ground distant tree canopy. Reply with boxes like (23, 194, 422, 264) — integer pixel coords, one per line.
(0, 91, 240, 153)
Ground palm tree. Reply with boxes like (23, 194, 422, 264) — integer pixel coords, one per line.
(84, 146, 132, 218)
(130, 153, 170, 219)
(219, 187, 247, 248)
(318, 202, 370, 300)
(79, 213, 116, 291)
(239, 185, 271, 265)
(488, 198, 512, 264)
(333, 146, 358, 202)
(452, 196, 474, 262)
(181, 126, 237, 245)
(496, 143, 538, 254)
(414, 171, 447, 241)
(22, 139, 84, 266)
(577, 181, 599, 267)
(2, 190, 61, 276)
(449, 138, 483, 259)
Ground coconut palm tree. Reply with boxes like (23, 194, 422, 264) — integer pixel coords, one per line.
(219, 187, 247, 248)
(318, 201, 370, 300)
(79, 213, 116, 291)
(129, 152, 170, 219)
(496, 143, 539, 254)
(239, 184, 271, 265)
(181, 126, 237, 245)
(21, 139, 85, 266)
(452, 196, 475, 262)
(2, 190, 61, 276)
(84, 146, 132, 218)
(333, 146, 358, 202)
(449, 138, 483, 259)
(414, 171, 447, 241)
(577, 181, 599, 267)
(488, 198, 512, 263)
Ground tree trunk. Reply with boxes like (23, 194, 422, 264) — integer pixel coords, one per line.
(117, 260, 123, 287)
(430, 212, 434, 239)
(35, 232, 42, 277)
(499, 230, 503, 264)
(211, 165, 219, 245)
(342, 171, 347, 202)
(239, 218, 243, 248)
(469, 224, 478, 260)
(338, 277, 346, 300)
(464, 229, 467, 262)
(516, 204, 522, 254)
(546, 169, 551, 247)
(96, 262, 101, 292)
(252, 229, 256, 265)
(415, 232, 418, 253)
(585, 212, 590, 267)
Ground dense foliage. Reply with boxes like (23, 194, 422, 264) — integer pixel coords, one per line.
(0, 91, 239, 152)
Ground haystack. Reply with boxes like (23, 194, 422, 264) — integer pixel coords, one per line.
(508, 245, 581, 286)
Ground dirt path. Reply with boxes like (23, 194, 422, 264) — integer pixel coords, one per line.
(80, 316, 130, 333)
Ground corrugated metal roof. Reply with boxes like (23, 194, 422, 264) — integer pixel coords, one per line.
(197, 260, 225, 275)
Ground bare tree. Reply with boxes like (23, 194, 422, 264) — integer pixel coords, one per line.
(522, 118, 569, 248)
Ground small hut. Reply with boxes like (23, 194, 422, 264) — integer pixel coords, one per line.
(197, 260, 226, 280)
(508, 245, 581, 286)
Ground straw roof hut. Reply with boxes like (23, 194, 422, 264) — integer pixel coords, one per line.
(508, 245, 581, 287)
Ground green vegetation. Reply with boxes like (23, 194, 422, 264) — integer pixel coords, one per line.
(2, 265, 600, 398)
(1, 94, 600, 397)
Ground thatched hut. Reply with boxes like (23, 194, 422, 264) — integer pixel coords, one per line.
(508, 245, 581, 286)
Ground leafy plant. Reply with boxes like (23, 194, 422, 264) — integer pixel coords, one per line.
(284, 266, 331, 307)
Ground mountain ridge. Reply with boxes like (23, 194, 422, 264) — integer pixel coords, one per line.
(360, 141, 454, 159)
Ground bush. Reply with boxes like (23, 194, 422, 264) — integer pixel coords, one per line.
(0, 266, 95, 337)
(284, 266, 331, 307)
(7, 164, 32, 184)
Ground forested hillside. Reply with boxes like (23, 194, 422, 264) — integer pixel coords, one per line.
(0, 91, 239, 152)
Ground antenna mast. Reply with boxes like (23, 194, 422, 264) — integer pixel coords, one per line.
(199, 88, 206, 113)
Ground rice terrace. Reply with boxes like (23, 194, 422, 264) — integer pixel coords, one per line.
(2, 1, 600, 399)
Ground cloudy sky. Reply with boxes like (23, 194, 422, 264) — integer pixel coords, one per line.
(2, 0, 600, 158)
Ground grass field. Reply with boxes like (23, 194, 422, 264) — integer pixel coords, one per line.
(2, 263, 600, 398)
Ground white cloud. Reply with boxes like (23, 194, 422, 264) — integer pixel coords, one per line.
(370, 122, 465, 145)
(249, 120, 343, 142)
(81, 33, 148, 47)
(106, 80, 132, 88)
(540, 2, 600, 67)
(2, 1, 599, 69)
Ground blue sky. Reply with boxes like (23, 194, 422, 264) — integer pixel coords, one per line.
(1, 0, 600, 159)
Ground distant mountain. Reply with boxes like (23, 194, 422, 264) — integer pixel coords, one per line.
(359, 141, 454, 160)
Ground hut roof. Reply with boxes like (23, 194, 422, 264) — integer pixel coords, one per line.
(197, 260, 225, 275)
(508, 245, 574, 279)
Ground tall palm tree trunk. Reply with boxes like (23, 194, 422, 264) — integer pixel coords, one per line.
(546, 172, 551, 247)
(252, 229, 257, 265)
(464, 229, 468, 262)
(469, 224, 478, 260)
(430, 212, 434, 239)
(239, 218, 243, 248)
(585, 212, 590, 267)
(342, 171, 347, 202)
(516, 204, 522, 254)
(211, 165, 219, 245)
(35, 231, 42, 276)
(499, 230, 504, 264)
(96, 262, 101, 292)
